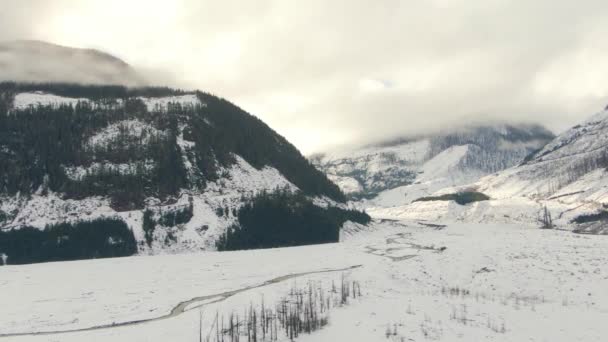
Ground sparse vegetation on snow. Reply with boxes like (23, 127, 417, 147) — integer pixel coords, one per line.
(413, 191, 490, 205)
(2, 220, 605, 341)
(198, 276, 361, 342)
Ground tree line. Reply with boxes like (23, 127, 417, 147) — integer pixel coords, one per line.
(216, 190, 370, 251)
(0, 218, 137, 265)
(0, 83, 345, 215)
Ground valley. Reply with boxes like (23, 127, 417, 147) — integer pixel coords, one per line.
(1, 220, 606, 342)
(3, 3, 608, 341)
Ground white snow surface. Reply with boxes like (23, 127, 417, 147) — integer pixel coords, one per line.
(366, 110, 608, 230)
(327, 174, 362, 194)
(150, 154, 299, 254)
(138, 94, 203, 112)
(315, 125, 550, 208)
(11, 92, 203, 113)
(87, 120, 167, 149)
(63, 160, 157, 181)
(0, 155, 299, 254)
(363, 145, 485, 208)
(12, 92, 88, 110)
(1, 220, 606, 341)
(323, 139, 430, 163)
(532, 109, 608, 163)
(0, 193, 113, 230)
(474, 108, 608, 201)
(314, 139, 429, 196)
(418, 145, 469, 182)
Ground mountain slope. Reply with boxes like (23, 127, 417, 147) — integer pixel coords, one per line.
(477, 110, 608, 201)
(0, 83, 356, 263)
(374, 108, 608, 233)
(0, 40, 144, 86)
(312, 124, 554, 205)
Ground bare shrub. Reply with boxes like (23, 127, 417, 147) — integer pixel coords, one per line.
(201, 275, 362, 342)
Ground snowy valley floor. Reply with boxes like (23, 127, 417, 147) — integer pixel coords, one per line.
(1, 220, 607, 341)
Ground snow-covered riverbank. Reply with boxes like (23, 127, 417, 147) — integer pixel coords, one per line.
(2, 220, 607, 341)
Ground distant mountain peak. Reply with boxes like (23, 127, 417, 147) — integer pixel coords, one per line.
(313, 123, 555, 201)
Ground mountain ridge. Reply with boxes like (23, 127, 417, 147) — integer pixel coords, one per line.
(312, 124, 555, 202)
(0, 82, 361, 263)
(369, 106, 608, 234)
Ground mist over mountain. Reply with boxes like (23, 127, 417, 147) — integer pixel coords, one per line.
(312, 124, 555, 202)
(1, 4, 608, 342)
(0, 40, 145, 86)
(367, 105, 608, 235)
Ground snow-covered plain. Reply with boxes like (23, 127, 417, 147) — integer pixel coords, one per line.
(1, 220, 606, 341)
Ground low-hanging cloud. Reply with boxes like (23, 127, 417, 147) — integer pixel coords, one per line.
(2, 0, 608, 154)
(0, 40, 146, 86)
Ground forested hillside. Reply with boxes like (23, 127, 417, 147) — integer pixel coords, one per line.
(0, 82, 355, 263)
(0, 82, 343, 206)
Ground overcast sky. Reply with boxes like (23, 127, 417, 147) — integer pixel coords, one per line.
(2, 0, 608, 154)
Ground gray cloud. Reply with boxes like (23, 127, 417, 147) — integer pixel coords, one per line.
(1, 0, 608, 153)
(0, 40, 145, 86)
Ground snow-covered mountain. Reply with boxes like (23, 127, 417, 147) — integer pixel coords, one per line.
(312, 124, 554, 205)
(0, 83, 362, 263)
(372, 107, 608, 234)
(0, 40, 144, 86)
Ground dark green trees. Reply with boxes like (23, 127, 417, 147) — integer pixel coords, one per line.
(0, 83, 345, 210)
(216, 190, 370, 251)
(0, 218, 137, 264)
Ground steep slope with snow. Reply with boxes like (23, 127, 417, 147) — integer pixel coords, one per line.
(478, 110, 608, 200)
(313, 125, 554, 204)
(372, 108, 608, 233)
(0, 83, 352, 261)
(0, 40, 144, 86)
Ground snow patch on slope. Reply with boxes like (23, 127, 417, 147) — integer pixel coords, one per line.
(63, 160, 157, 181)
(12, 92, 87, 110)
(138, 94, 204, 112)
(0, 154, 300, 254)
(142, 155, 299, 253)
(371, 110, 608, 230)
(87, 120, 166, 149)
(532, 109, 608, 163)
(418, 145, 469, 181)
(366, 145, 485, 207)
(11, 92, 205, 114)
(327, 175, 362, 194)
(315, 125, 552, 203)
(322, 139, 429, 163)
(176, 125, 198, 185)
(0, 193, 113, 230)
(314, 140, 429, 197)
(474, 109, 608, 201)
